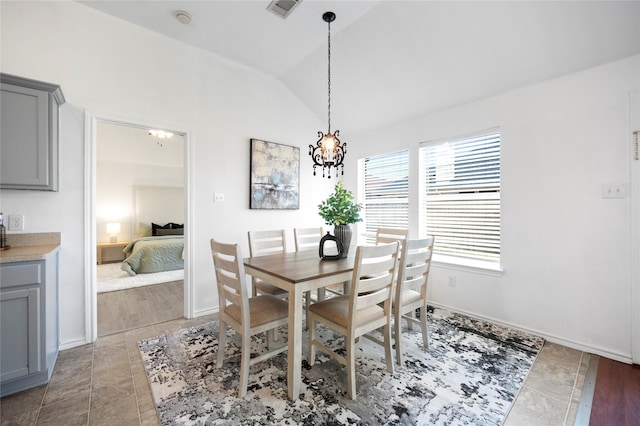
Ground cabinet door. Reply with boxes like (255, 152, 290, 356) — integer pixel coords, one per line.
(0, 73, 62, 191)
(0, 287, 40, 382)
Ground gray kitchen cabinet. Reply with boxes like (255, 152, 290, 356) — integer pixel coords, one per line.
(0, 73, 65, 191)
(0, 254, 59, 397)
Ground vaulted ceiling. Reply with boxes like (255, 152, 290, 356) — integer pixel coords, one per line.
(78, 1, 640, 134)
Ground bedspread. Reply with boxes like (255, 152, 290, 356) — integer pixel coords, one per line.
(121, 236, 184, 276)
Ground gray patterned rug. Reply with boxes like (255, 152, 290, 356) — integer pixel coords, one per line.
(138, 306, 544, 425)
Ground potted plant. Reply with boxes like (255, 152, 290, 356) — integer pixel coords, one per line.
(318, 181, 362, 257)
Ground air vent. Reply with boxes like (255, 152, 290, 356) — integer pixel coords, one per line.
(266, 0, 302, 19)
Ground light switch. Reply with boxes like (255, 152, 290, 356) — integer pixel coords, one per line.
(601, 183, 627, 199)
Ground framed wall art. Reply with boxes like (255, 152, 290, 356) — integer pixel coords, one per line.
(250, 138, 300, 209)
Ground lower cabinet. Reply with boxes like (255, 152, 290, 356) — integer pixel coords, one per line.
(0, 254, 59, 397)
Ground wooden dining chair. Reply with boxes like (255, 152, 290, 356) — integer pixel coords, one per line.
(375, 227, 409, 245)
(307, 241, 400, 400)
(294, 227, 323, 252)
(393, 237, 434, 365)
(248, 229, 288, 298)
(211, 239, 288, 398)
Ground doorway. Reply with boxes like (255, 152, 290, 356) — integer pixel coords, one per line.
(85, 116, 192, 340)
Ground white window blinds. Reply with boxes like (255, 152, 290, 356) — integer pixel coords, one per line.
(419, 131, 501, 261)
(361, 150, 409, 244)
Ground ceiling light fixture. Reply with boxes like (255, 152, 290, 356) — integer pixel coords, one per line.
(175, 10, 191, 25)
(309, 11, 346, 179)
(148, 129, 173, 147)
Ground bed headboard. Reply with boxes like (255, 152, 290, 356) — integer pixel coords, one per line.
(133, 185, 184, 237)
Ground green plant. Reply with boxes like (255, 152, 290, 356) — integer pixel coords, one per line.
(318, 181, 362, 226)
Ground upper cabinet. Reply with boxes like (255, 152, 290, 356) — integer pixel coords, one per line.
(0, 74, 65, 191)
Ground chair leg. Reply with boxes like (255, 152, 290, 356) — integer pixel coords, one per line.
(406, 308, 415, 331)
(217, 320, 227, 368)
(308, 316, 316, 365)
(394, 309, 403, 365)
(383, 323, 394, 374)
(346, 336, 357, 400)
(238, 332, 251, 398)
(304, 291, 311, 330)
(420, 305, 429, 349)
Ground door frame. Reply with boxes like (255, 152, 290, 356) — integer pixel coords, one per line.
(83, 112, 194, 342)
(630, 89, 640, 364)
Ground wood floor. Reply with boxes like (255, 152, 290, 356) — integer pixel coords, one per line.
(97, 280, 184, 336)
(589, 357, 640, 425)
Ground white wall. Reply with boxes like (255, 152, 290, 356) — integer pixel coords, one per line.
(0, 1, 332, 347)
(347, 55, 640, 361)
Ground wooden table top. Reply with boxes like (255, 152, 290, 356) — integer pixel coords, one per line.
(244, 249, 355, 284)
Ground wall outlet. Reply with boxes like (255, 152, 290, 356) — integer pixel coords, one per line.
(448, 276, 457, 287)
(214, 193, 225, 203)
(9, 214, 24, 231)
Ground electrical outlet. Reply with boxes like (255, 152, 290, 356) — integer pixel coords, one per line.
(214, 193, 225, 203)
(9, 214, 24, 231)
(448, 276, 456, 287)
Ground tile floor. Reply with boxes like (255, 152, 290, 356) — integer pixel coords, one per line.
(1, 315, 589, 426)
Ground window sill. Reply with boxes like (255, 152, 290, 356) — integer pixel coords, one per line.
(432, 254, 504, 277)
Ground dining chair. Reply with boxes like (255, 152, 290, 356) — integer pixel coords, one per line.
(394, 237, 434, 365)
(375, 227, 409, 244)
(293, 226, 328, 325)
(307, 241, 400, 400)
(248, 229, 288, 298)
(294, 227, 323, 252)
(211, 239, 288, 398)
(296, 226, 351, 297)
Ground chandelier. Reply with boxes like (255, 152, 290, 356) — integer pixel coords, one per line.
(309, 11, 346, 179)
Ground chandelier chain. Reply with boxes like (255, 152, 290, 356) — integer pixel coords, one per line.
(327, 18, 331, 133)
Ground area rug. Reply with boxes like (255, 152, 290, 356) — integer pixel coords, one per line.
(138, 306, 544, 425)
(97, 263, 184, 293)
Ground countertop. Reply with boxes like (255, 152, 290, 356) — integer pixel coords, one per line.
(0, 232, 61, 264)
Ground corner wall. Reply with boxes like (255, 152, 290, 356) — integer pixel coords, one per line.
(348, 54, 640, 361)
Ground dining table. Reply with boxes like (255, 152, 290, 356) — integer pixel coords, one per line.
(243, 249, 354, 400)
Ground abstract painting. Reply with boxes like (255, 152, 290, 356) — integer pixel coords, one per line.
(250, 138, 300, 209)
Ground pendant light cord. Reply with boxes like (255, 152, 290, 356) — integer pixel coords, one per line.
(327, 18, 331, 134)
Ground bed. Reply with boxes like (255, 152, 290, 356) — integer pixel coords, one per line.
(120, 185, 186, 276)
(121, 235, 184, 276)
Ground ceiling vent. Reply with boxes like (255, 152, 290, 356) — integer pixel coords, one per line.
(266, 0, 302, 19)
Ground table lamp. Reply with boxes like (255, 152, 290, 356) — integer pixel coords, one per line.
(106, 223, 121, 243)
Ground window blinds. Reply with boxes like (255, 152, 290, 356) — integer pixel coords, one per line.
(420, 132, 501, 261)
(362, 150, 409, 244)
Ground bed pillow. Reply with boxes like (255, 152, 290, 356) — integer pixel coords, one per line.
(152, 222, 172, 236)
(169, 222, 184, 229)
(137, 223, 153, 238)
(156, 228, 184, 236)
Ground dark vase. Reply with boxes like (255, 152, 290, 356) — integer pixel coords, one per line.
(333, 224, 352, 258)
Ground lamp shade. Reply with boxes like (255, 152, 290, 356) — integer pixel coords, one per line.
(106, 223, 121, 235)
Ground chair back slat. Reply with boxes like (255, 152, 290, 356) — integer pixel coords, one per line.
(211, 239, 250, 326)
(294, 227, 323, 252)
(396, 237, 434, 302)
(375, 227, 409, 245)
(248, 229, 287, 257)
(350, 242, 399, 315)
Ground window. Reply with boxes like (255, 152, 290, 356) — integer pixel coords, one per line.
(360, 150, 409, 244)
(419, 131, 501, 264)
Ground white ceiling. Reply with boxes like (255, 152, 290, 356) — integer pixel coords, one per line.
(78, 1, 640, 134)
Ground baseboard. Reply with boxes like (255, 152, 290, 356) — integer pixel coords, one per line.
(192, 306, 218, 318)
(59, 337, 90, 351)
(429, 301, 633, 364)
